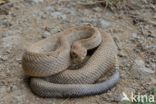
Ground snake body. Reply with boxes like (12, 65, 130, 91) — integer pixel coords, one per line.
(22, 25, 102, 77)
(30, 70, 119, 98)
(22, 25, 120, 97)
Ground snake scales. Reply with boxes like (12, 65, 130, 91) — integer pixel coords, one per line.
(22, 24, 120, 98)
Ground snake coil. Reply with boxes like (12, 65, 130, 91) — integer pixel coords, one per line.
(22, 24, 120, 98)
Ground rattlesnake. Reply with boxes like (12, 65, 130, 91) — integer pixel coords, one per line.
(22, 24, 120, 97)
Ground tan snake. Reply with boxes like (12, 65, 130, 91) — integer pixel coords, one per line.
(22, 24, 120, 97)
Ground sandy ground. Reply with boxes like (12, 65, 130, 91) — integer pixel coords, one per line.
(0, 0, 155, 104)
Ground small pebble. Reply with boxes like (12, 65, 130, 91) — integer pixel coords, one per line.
(51, 12, 66, 20)
(25, 0, 43, 4)
(42, 31, 51, 38)
(98, 19, 112, 29)
(93, 7, 103, 12)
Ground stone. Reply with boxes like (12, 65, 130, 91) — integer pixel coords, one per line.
(62, 8, 76, 16)
(42, 31, 51, 38)
(98, 19, 112, 29)
(93, 7, 103, 12)
(45, 6, 55, 13)
(0, 55, 8, 61)
(79, 18, 98, 26)
(51, 28, 60, 34)
(132, 33, 138, 38)
(131, 58, 155, 79)
(118, 50, 127, 57)
(135, 59, 155, 73)
(0, 20, 12, 28)
(46, 6, 55, 13)
(25, 0, 43, 4)
(147, 45, 156, 49)
(2, 35, 21, 48)
(51, 12, 66, 20)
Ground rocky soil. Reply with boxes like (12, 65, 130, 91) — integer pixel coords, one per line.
(0, 0, 155, 104)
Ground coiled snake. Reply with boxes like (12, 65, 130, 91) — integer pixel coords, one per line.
(22, 24, 120, 98)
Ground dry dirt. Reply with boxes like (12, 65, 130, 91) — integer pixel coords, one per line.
(0, 0, 155, 104)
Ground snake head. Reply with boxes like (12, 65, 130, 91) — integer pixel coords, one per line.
(71, 44, 87, 64)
